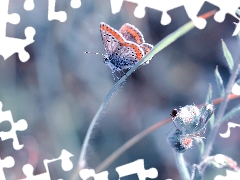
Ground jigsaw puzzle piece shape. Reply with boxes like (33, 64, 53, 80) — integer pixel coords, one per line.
(44, 149, 74, 172)
(20, 150, 74, 180)
(0, 102, 28, 150)
(0, 156, 15, 180)
(233, 22, 240, 36)
(70, 0, 81, 8)
(110, 0, 240, 33)
(110, 0, 124, 14)
(20, 164, 51, 180)
(0, 0, 20, 36)
(214, 169, 240, 180)
(0, 27, 36, 62)
(116, 159, 158, 180)
(110, 0, 185, 25)
(207, 0, 240, 22)
(79, 169, 109, 180)
(0, 118, 28, 150)
(24, 0, 35, 11)
(183, 0, 207, 29)
(48, 0, 67, 22)
(59, 149, 74, 171)
(0, 0, 36, 62)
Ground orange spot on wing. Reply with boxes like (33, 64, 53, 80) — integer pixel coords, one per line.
(144, 46, 151, 54)
(128, 28, 142, 44)
(140, 44, 153, 55)
(123, 43, 143, 60)
(121, 25, 143, 44)
(100, 24, 124, 44)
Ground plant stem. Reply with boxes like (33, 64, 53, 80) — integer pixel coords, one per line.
(95, 117, 172, 173)
(78, 78, 127, 169)
(202, 64, 240, 160)
(175, 153, 191, 180)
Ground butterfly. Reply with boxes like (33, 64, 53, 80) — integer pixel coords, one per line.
(99, 22, 153, 80)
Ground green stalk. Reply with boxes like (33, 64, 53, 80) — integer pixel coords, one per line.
(175, 153, 191, 180)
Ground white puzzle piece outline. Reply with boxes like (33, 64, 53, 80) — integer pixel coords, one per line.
(116, 159, 158, 180)
(24, 0, 82, 22)
(0, 0, 83, 62)
(110, 0, 240, 34)
(0, 156, 15, 180)
(0, 0, 36, 62)
(79, 159, 158, 180)
(19, 149, 74, 180)
(0, 102, 28, 150)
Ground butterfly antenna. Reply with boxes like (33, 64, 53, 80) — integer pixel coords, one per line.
(85, 52, 104, 56)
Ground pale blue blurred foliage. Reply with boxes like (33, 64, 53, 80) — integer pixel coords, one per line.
(0, 0, 239, 179)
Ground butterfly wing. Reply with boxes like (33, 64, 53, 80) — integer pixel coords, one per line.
(100, 22, 125, 56)
(115, 41, 144, 62)
(140, 43, 153, 55)
(100, 22, 144, 70)
(119, 23, 144, 45)
(120, 23, 153, 64)
(140, 43, 153, 64)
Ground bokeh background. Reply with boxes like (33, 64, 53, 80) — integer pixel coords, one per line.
(0, 0, 240, 179)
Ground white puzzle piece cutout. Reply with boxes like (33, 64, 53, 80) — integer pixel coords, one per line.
(47, 0, 81, 22)
(0, 102, 28, 150)
(0, 156, 15, 180)
(79, 169, 109, 180)
(19, 149, 74, 180)
(116, 159, 158, 180)
(0, 0, 35, 62)
(110, 0, 240, 34)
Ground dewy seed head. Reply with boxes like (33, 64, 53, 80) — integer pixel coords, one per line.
(173, 105, 200, 133)
(172, 104, 214, 137)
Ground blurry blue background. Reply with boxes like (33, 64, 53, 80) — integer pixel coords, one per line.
(0, 0, 240, 179)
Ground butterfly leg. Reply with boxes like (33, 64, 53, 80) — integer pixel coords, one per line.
(112, 71, 120, 82)
(120, 69, 126, 77)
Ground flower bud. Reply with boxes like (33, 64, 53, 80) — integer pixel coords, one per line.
(167, 129, 193, 153)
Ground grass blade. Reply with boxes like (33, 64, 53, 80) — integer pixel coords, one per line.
(221, 40, 234, 71)
(215, 66, 225, 97)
